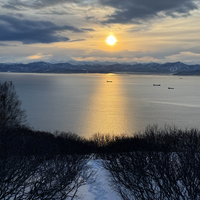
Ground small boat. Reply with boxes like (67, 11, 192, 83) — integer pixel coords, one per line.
(153, 84, 161, 86)
(168, 87, 174, 89)
(107, 81, 113, 82)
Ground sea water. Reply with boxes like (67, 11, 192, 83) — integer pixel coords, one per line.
(0, 73, 200, 137)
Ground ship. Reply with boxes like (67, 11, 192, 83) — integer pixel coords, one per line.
(153, 84, 161, 86)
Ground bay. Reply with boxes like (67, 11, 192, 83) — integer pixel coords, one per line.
(0, 73, 200, 138)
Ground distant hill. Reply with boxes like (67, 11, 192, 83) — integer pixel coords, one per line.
(0, 61, 200, 75)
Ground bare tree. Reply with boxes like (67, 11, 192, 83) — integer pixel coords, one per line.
(101, 128, 200, 200)
(0, 156, 42, 200)
(0, 81, 26, 128)
(26, 155, 94, 200)
(102, 152, 163, 200)
(0, 155, 94, 200)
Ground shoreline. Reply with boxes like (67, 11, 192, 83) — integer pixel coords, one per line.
(1, 71, 199, 76)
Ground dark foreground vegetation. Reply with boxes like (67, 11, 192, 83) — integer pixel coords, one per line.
(1, 81, 200, 199)
(2, 125, 200, 199)
(2, 124, 200, 156)
(99, 126, 200, 200)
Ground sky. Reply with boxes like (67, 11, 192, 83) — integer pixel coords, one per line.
(0, 0, 200, 64)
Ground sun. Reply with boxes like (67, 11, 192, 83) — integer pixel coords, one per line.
(106, 35, 117, 45)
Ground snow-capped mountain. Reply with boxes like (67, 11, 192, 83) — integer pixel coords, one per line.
(0, 61, 200, 75)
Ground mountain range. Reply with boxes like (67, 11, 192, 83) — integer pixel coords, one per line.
(0, 61, 200, 75)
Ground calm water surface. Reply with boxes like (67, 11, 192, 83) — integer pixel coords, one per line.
(0, 73, 200, 137)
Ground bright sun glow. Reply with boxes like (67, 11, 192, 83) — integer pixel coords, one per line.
(106, 35, 117, 45)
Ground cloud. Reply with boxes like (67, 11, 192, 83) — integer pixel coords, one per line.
(3, 0, 198, 26)
(36, 10, 73, 15)
(1, 42, 200, 64)
(81, 28, 95, 32)
(71, 48, 182, 60)
(165, 52, 200, 63)
(2, 0, 80, 10)
(0, 42, 17, 46)
(64, 46, 200, 63)
(99, 0, 199, 24)
(27, 53, 52, 60)
(2, 4, 22, 10)
(0, 15, 93, 44)
(2, 0, 199, 27)
(68, 39, 86, 42)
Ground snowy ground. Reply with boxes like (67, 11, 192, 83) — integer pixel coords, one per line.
(78, 160, 120, 200)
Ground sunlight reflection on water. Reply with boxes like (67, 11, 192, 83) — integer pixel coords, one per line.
(81, 74, 136, 138)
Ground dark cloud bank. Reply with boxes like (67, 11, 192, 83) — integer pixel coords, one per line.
(0, 15, 94, 44)
(3, 0, 199, 24)
(99, 0, 199, 24)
